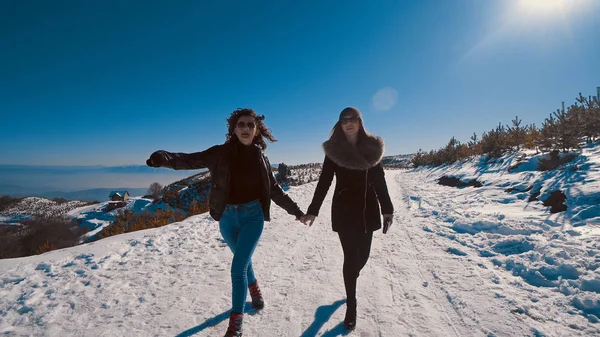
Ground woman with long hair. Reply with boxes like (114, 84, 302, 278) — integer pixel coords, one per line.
(146, 108, 304, 337)
(301, 107, 394, 331)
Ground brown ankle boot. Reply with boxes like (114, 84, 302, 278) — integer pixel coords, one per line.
(248, 281, 265, 310)
(224, 312, 243, 337)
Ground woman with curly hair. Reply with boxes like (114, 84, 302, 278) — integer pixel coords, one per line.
(146, 108, 304, 337)
(301, 107, 394, 331)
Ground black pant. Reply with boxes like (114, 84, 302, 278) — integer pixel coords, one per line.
(338, 230, 373, 303)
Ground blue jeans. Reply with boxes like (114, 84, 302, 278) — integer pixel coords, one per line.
(219, 200, 264, 314)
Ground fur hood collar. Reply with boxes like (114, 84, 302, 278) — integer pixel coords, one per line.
(323, 134, 385, 170)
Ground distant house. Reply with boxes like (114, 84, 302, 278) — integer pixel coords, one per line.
(108, 191, 130, 202)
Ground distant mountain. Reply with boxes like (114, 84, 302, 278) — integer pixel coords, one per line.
(0, 164, 203, 174)
(0, 184, 43, 195)
(0, 165, 206, 198)
(36, 188, 150, 202)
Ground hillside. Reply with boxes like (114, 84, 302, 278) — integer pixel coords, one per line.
(67, 197, 161, 241)
(0, 197, 91, 225)
(381, 153, 415, 168)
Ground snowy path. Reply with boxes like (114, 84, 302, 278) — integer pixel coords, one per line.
(1, 170, 598, 336)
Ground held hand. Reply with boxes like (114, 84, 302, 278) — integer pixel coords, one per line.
(382, 214, 393, 234)
(301, 214, 316, 227)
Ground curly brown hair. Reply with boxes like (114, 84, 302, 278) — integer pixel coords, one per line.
(226, 108, 277, 150)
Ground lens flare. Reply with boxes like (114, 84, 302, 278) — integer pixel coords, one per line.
(372, 87, 398, 111)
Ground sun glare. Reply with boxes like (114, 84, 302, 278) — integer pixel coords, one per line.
(511, 0, 592, 20)
(462, 0, 594, 60)
(516, 0, 567, 15)
(506, 0, 592, 31)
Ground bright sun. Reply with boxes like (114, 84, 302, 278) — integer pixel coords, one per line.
(516, 0, 567, 15)
(508, 0, 591, 25)
(509, 0, 593, 25)
(463, 0, 593, 58)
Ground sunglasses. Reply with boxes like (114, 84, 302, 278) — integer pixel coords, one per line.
(340, 117, 359, 125)
(236, 121, 256, 129)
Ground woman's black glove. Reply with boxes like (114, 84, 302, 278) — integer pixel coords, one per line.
(146, 150, 170, 167)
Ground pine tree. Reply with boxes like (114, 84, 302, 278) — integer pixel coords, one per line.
(480, 123, 507, 159)
(496, 122, 510, 153)
(523, 124, 540, 152)
(468, 133, 482, 156)
(412, 149, 425, 167)
(456, 143, 470, 161)
(537, 115, 556, 153)
(552, 107, 579, 152)
(576, 93, 600, 143)
(442, 137, 460, 164)
(506, 116, 526, 151)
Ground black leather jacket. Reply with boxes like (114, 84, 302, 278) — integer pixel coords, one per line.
(150, 142, 303, 221)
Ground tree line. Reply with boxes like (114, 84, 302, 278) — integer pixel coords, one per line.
(412, 90, 600, 167)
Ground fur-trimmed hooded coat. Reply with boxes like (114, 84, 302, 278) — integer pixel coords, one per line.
(307, 134, 394, 232)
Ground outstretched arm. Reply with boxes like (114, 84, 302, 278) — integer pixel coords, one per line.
(146, 145, 220, 170)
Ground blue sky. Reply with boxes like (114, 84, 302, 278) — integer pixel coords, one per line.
(2, 0, 599, 166)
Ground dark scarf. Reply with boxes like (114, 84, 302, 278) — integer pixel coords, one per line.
(322, 134, 385, 170)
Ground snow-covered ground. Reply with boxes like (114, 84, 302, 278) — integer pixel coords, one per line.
(288, 167, 322, 185)
(1, 149, 599, 336)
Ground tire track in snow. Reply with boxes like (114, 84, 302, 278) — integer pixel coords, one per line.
(385, 173, 464, 336)
(397, 172, 510, 335)
(389, 170, 570, 336)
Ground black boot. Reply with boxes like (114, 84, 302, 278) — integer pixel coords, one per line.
(248, 280, 265, 310)
(344, 299, 357, 331)
(224, 312, 243, 337)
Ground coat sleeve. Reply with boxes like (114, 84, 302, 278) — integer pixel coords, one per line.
(162, 145, 220, 170)
(306, 156, 336, 217)
(372, 163, 394, 214)
(265, 156, 304, 218)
